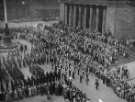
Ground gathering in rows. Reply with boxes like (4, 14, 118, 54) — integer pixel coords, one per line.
(0, 22, 135, 102)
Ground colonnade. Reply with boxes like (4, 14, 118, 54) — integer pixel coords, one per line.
(64, 4, 107, 33)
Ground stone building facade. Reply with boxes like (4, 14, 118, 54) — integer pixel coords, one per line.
(60, 0, 135, 40)
(0, 0, 59, 21)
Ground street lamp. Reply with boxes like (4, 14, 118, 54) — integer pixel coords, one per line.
(3, 0, 9, 36)
(1, 0, 12, 46)
(3, 0, 7, 24)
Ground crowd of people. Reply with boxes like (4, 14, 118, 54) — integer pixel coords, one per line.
(0, 22, 134, 102)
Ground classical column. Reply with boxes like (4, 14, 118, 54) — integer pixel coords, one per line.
(95, 7, 99, 32)
(76, 5, 79, 27)
(80, 6, 84, 29)
(83, 6, 87, 29)
(73, 5, 77, 27)
(102, 7, 107, 33)
(64, 4, 68, 25)
(68, 5, 70, 26)
(89, 6, 93, 32)
(78, 5, 81, 28)
(69, 5, 72, 26)
(67, 4, 69, 25)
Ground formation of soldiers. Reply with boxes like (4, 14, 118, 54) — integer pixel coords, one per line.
(0, 64, 64, 101)
(0, 22, 134, 102)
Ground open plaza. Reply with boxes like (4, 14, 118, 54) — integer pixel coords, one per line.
(1, 0, 135, 102)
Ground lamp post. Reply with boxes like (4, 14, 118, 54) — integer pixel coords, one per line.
(3, 0, 7, 24)
(3, 0, 9, 35)
(3, 0, 11, 45)
(0, 0, 16, 53)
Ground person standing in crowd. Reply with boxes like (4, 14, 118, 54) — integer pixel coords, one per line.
(95, 78, 99, 90)
(80, 74, 83, 83)
(86, 73, 89, 85)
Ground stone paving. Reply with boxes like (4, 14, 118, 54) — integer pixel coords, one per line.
(72, 73, 127, 102)
(14, 95, 65, 102)
(17, 63, 129, 102)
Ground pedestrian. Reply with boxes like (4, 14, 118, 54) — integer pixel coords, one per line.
(95, 79, 99, 90)
(86, 77, 89, 85)
(80, 75, 83, 83)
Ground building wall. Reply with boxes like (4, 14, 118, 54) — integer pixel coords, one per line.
(106, 5, 135, 40)
(6, 0, 30, 21)
(60, 2, 135, 40)
(106, 7, 116, 35)
(28, 0, 60, 21)
(4, 0, 60, 21)
(115, 5, 135, 40)
(59, 3, 65, 22)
